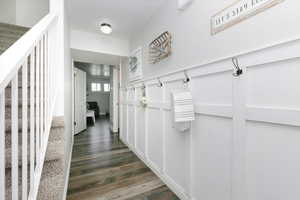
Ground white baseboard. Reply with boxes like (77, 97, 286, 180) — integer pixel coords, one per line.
(121, 139, 191, 200)
(62, 137, 74, 200)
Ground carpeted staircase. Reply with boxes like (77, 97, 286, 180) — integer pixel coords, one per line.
(1, 23, 66, 199)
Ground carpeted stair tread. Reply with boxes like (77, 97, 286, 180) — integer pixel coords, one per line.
(37, 171, 65, 200)
(0, 23, 29, 33)
(4, 118, 65, 199)
(5, 159, 64, 200)
(0, 23, 29, 57)
(0, 32, 25, 41)
(4, 118, 30, 133)
(5, 138, 64, 169)
(48, 126, 65, 142)
(0, 39, 17, 48)
(51, 116, 65, 128)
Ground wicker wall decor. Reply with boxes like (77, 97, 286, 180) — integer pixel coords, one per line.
(149, 31, 172, 64)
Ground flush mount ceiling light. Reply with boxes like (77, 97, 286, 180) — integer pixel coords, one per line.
(100, 23, 112, 34)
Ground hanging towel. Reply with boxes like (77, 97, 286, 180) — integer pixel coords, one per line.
(172, 91, 195, 122)
(172, 91, 195, 132)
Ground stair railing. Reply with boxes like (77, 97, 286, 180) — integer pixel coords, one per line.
(0, 13, 59, 200)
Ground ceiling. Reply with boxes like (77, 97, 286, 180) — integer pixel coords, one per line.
(74, 61, 112, 78)
(70, 0, 167, 39)
(71, 48, 121, 66)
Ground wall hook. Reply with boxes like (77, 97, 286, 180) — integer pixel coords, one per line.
(232, 57, 243, 77)
(157, 78, 163, 87)
(183, 70, 190, 83)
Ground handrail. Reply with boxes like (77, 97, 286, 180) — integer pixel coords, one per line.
(0, 14, 58, 92)
(0, 12, 59, 200)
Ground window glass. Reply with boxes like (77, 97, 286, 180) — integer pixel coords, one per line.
(91, 83, 101, 92)
(103, 65, 110, 76)
(104, 83, 110, 92)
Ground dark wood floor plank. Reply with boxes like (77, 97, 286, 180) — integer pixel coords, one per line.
(67, 117, 180, 200)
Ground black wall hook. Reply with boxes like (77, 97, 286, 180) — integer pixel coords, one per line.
(232, 57, 243, 77)
(183, 70, 190, 83)
(157, 78, 163, 87)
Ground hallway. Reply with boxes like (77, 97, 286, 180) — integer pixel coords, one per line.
(67, 117, 180, 200)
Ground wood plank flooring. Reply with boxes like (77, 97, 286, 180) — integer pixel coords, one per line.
(67, 117, 180, 200)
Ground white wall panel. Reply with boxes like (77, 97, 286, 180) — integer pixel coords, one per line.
(246, 59, 300, 108)
(146, 85, 164, 171)
(127, 89, 136, 147)
(147, 108, 164, 171)
(191, 71, 232, 105)
(119, 40, 300, 200)
(128, 105, 135, 147)
(191, 115, 232, 200)
(245, 121, 300, 200)
(136, 88, 146, 157)
(120, 91, 128, 143)
(165, 111, 190, 193)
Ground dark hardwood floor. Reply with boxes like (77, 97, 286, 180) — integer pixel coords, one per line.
(67, 117, 180, 200)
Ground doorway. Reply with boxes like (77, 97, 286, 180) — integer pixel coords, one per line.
(73, 61, 119, 135)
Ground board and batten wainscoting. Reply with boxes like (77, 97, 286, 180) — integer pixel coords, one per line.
(119, 38, 300, 200)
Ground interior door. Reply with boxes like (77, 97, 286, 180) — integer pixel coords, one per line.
(74, 68, 87, 134)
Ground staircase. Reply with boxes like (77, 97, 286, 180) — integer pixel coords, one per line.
(0, 22, 65, 199)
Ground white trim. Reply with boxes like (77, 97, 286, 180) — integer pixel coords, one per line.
(62, 136, 74, 200)
(231, 66, 247, 200)
(246, 106, 300, 127)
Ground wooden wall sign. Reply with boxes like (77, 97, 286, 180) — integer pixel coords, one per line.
(211, 0, 285, 35)
(149, 32, 172, 64)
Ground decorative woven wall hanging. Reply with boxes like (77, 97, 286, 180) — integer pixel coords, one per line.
(149, 31, 172, 64)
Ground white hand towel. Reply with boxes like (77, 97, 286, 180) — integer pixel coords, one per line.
(172, 91, 195, 122)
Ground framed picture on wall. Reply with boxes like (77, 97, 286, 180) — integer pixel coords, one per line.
(128, 47, 143, 82)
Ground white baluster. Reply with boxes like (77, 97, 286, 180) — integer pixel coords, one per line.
(40, 36, 44, 147)
(0, 89, 5, 200)
(22, 60, 28, 200)
(45, 33, 48, 128)
(12, 74, 18, 200)
(30, 50, 35, 191)
(36, 42, 40, 165)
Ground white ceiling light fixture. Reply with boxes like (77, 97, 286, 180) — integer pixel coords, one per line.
(100, 23, 112, 34)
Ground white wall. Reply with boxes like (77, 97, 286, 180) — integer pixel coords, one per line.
(16, 0, 49, 27)
(71, 29, 130, 57)
(129, 0, 300, 80)
(120, 1, 300, 200)
(0, 0, 16, 24)
(0, 0, 49, 27)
